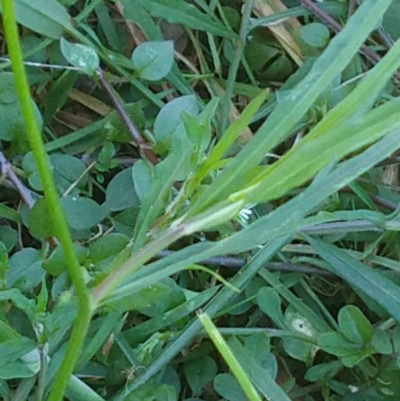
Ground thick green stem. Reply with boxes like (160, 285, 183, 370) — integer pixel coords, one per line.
(1, 2, 92, 401)
(92, 224, 186, 305)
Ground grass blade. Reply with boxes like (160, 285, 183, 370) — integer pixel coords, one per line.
(305, 236, 400, 323)
(0, 0, 73, 39)
(108, 128, 400, 305)
(188, 0, 395, 214)
(198, 312, 263, 401)
(245, 98, 400, 203)
(229, 337, 293, 401)
(131, 0, 236, 39)
(111, 238, 290, 400)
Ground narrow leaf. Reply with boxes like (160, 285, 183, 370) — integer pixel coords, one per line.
(188, 0, 396, 214)
(306, 236, 400, 323)
(229, 337, 292, 401)
(0, 0, 73, 39)
(131, 0, 236, 39)
(246, 99, 400, 204)
(198, 312, 262, 401)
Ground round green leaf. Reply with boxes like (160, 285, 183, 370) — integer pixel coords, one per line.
(338, 305, 373, 344)
(60, 37, 99, 75)
(0, 359, 37, 379)
(7, 248, 45, 292)
(222, 6, 241, 31)
(131, 40, 174, 81)
(106, 278, 185, 315)
(88, 233, 129, 271)
(126, 383, 176, 401)
(105, 168, 140, 211)
(213, 373, 247, 401)
(44, 244, 87, 276)
(305, 361, 343, 382)
(22, 152, 86, 193)
(282, 307, 318, 365)
(0, 73, 42, 142)
(300, 23, 330, 48)
(21, 151, 38, 174)
(28, 199, 56, 239)
(51, 154, 87, 193)
(184, 356, 217, 396)
(89, 233, 129, 263)
(61, 196, 105, 230)
(262, 55, 293, 82)
(244, 40, 278, 72)
(317, 331, 373, 367)
(0, 226, 17, 251)
(244, 332, 271, 369)
(371, 329, 392, 355)
(154, 95, 199, 153)
(256, 287, 285, 327)
(132, 160, 155, 201)
(112, 207, 138, 235)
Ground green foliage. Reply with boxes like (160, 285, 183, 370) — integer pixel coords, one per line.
(105, 168, 140, 211)
(0, 72, 42, 142)
(130, 0, 236, 39)
(61, 196, 105, 230)
(60, 38, 100, 75)
(300, 22, 330, 48)
(184, 355, 217, 396)
(131, 40, 174, 81)
(0, 0, 73, 39)
(2, 0, 400, 400)
(153, 95, 199, 154)
(214, 373, 247, 401)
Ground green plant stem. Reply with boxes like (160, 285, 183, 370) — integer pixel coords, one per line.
(219, 0, 255, 134)
(92, 224, 186, 305)
(1, 2, 92, 401)
(12, 377, 37, 401)
(198, 312, 262, 401)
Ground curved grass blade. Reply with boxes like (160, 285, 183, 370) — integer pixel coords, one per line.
(188, 0, 395, 215)
(305, 236, 400, 323)
(245, 98, 400, 204)
(107, 128, 400, 306)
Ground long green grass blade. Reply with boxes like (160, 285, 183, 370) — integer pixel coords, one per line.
(229, 337, 293, 401)
(110, 237, 290, 401)
(131, 0, 236, 39)
(107, 128, 400, 304)
(305, 236, 400, 322)
(303, 38, 400, 137)
(123, 286, 219, 344)
(0, 203, 21, 223)
(202, 89, 268, 173)
(199, 312, 262, 401)
(245, 98, 400, 203)
(188, 0, 394, 215)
